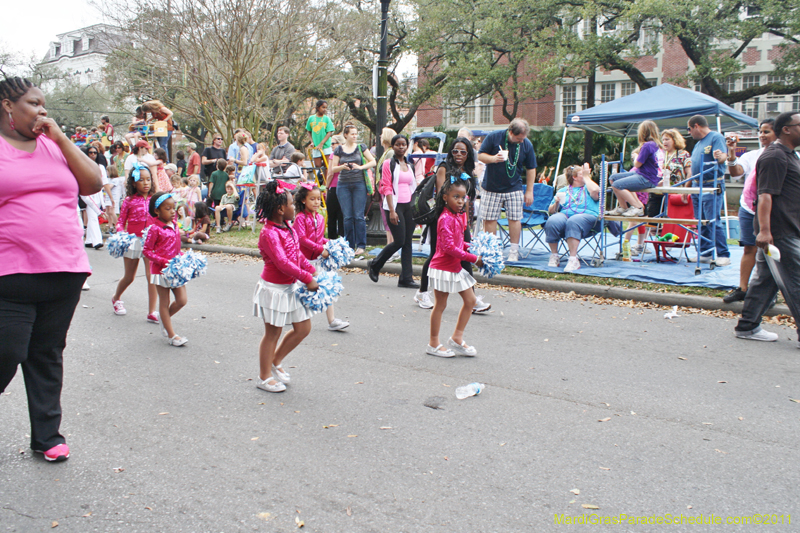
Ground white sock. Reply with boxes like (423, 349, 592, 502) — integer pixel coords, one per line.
(511, 243, 519, 253)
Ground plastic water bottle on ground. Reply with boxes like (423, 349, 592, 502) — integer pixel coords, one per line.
(622, 241, 631, 262)
(456, 382, 485, 400)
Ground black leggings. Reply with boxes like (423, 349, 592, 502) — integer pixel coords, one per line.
(420, 222, 473, 292)
(0, 272, 87, 450)
(372, 202, 415, 284)
(327, 186, 344, 240)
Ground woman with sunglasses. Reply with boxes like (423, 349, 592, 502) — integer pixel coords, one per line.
(415, 137, 489, 313)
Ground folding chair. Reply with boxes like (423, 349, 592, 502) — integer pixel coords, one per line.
(497, 183, 554, 258)
(557, 219, 622, 267)
(643, 194, 696, 263)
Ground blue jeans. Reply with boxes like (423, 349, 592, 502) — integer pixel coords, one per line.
(691, 185, 729, 258)
(736, 235, 800, 338)
(337, 179, 367, 250)
(609, 171, 653, 192)
(545, 213, 599, 243)
(157, 130, 172, 160)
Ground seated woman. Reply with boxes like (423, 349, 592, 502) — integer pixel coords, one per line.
(545, 163, 600, 273)
(608, 120, 662, 217)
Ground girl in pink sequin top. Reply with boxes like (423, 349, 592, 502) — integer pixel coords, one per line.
(143, 192, 187, 346)
(294, 184, 349, 332)
(111, 165, 158, 321)
(252, 181, 320, 393)
(427, 179, 484, 358)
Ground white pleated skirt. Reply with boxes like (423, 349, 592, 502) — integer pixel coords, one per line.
(429, 267, 476, 294)
(252, 278, 317, 327)
(123, 236, 143, 259)
(150, 273, 187, 289)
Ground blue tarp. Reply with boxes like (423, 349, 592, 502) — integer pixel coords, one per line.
(565, 83, 759, 137)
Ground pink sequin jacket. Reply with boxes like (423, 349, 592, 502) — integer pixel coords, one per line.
(143, 220, 181, 274)
(430, 208, 477, 273)
(293, 211, 327, 260)
(259, 221, 316, 285)
(117, 194, 154, 237)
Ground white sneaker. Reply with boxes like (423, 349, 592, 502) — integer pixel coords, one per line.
(716, 257, 732, 266)
(82, 281, 90, 291)
(414, 291, 434, 309)
(271, 364, 291, 383)
(507, 249, 520, 262)
(547, 253, 560, 267)
(257, 377, 286, 392)
(216, 227, 221, 234)
(607, 206, 626, 216)
(390, 251, 401, 262)
(168, 335, 188, 346)
(630, 244, 643, 256)
(472, 295, 491, 314)
(564, 256, 581, 273)
(735, 327, 778, 342)
(328, 318, 350, 331)
(112, 299, 127, 316)
(621, 206, 644, 217)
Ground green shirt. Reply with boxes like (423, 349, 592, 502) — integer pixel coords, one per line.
(209, 170, 229, 200)
(305, 114, 335, 150)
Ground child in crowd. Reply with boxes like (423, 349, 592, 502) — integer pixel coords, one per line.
(143, 192, 188, 346)
(215, 181, 240, 233)
(282, 152, 308, 183)
(294, 183, 350, 332)
(185, 175, 203, 217)
(112, 164, 159, 322)
(608, 120, 663, 217)
(252, 181, 320, 393)
(207, 159, 229, 210)
(182, 202, 210, 244)
(427, 178, 483, 358)
(176, 150, 187, 177)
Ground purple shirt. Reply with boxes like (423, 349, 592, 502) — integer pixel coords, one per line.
(635, 141, 660, 185)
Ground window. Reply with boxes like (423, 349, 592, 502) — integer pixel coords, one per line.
(694, 81, 702, 92)
(641, 29, 659, 48)
(464, 103, 475, 125)
(562, 85, 577, 118)
(793, 95, 800, 112)
(767, 74, 784, 85)
(600, 83, 615, 103)
(479, 97, 492, 124)
(742, 75, 761, 89)
(53, 44, 60, 57)
(621, 82, 636, 97)
(720, 76, 736, 93)
(743, 97, 760, 119)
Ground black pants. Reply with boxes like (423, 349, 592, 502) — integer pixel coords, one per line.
(420, 221, 473, 292)
(0, 272, 86, 451)
(372, 202, 415, 284)
(327, 186, 344, 240)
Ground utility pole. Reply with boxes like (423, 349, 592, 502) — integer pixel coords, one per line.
(375, 0, 390, 160)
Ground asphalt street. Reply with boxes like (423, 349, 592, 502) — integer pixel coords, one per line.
(2, 248, 799, 532)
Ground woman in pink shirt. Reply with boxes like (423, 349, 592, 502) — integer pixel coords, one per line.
(0, 76, 102, 463)
(366, 135, 418, 288)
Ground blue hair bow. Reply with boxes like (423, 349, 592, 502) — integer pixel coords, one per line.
(154, 193, 174, 210)
(131, 163, 147, 182)
(450, 172, 470, 184)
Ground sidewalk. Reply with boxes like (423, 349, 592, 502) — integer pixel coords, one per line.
(183, 243, 791, 317)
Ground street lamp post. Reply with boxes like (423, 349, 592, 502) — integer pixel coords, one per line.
(375, 0, 390, 160)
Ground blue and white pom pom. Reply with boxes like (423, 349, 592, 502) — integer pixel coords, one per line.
(161, 250, 209, 288)
(469, 232, 505, 278)
(295, 270, 343, 312)
(107, 232, 137, 258)
(319, 237, 355, 271)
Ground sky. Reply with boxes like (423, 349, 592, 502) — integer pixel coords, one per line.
(3, 0, 102, 65)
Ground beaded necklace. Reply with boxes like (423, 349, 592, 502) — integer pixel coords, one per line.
(502, 132, 522, 179)
(566, 186, 587, 214)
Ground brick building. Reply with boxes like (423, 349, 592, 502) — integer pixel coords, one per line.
(416, 31, 799, 133)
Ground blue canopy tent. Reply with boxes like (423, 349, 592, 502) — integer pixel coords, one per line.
(556, 83, 759, 177)
(556, 83, 759, 237)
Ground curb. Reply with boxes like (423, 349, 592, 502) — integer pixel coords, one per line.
(181, 243, 791, 317)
